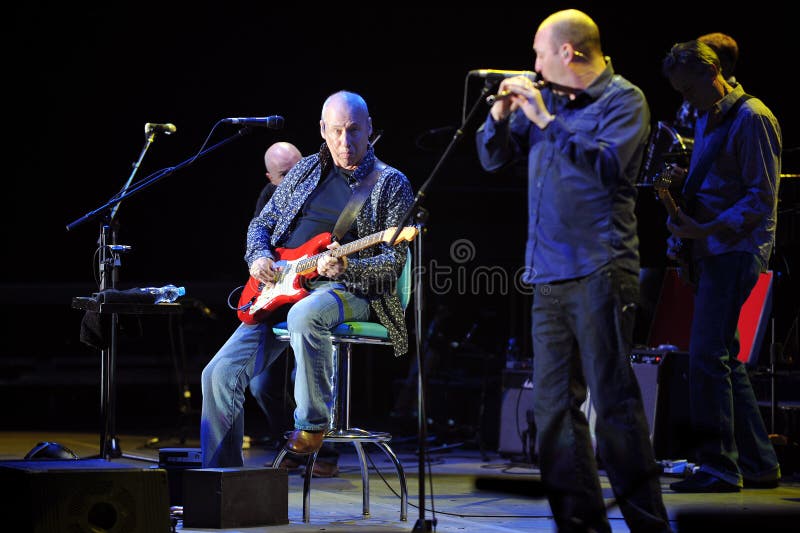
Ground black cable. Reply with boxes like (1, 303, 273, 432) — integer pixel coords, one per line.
(426, 448, 436, 526)
(362, 446, 550, 520)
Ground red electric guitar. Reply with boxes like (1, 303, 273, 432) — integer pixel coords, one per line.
(236, 226, 418, 325)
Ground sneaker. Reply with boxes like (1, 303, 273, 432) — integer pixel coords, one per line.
(670, 471, 740, 493)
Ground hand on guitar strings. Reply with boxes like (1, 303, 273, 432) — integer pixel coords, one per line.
(318, 242, 348, 279)
(250, 256, 279, 289)
(667, 208, 714, 240)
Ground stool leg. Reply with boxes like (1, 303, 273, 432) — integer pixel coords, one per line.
(271, 448, 288, 468)
(376, 442, 408, 521)
(275, 445, 320, 523)
(352, 441, 370, 516)
(302, 451, 319, 523)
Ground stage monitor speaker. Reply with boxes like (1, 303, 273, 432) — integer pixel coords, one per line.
(498, 386, 534, 458)
(0, 459, 170, 533)
(497, 374, 595, 458)
(182, 467, 288, 528)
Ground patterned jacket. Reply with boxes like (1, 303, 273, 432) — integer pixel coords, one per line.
(245, 144, 414, 356)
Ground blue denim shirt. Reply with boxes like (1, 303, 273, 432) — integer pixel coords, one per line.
(476, 59, 650, 284)
(689, 83, 780, 268)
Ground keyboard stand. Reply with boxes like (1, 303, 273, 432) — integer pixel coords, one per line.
(72, 296, 184, 462)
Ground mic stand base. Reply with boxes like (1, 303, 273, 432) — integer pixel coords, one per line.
(107, 436, 122, 459)
(412, 518, 437, 532)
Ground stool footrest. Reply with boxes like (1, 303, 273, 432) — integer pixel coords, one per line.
(324, 428, 392, 442)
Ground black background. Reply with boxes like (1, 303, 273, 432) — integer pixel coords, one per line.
(4, 3, 798, 434)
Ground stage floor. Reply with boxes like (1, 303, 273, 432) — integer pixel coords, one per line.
(2, 430, 799, 532)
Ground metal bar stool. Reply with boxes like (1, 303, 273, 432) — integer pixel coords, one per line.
(271, 250, 411, 523)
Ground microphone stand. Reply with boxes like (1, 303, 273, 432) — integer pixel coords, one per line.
(389, 79, 497, 533)
(66, 126, 255, 460)
(67, 128, 254, 232)
(109, 128, 160, 223)
(91, 128, 160, 460)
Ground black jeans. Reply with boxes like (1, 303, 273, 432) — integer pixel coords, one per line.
(531, 264, 670, 533)
(689, 252, 779, 485)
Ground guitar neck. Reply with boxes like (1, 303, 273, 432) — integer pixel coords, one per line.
(656, 188, 680, 218)
(332, 231, 387, 257)
(295, 230, 386, 273)
(654, 164, 686, 219)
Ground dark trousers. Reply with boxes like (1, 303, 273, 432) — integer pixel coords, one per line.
(688, 252, 779, 485)
(531, 263, 670, 533)
(250, 349, 295, 441)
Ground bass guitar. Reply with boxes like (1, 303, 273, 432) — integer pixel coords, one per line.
(237, 226, 418, 325)
(653, 163, 696, 287)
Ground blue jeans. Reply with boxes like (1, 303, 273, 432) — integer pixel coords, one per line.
(531, 263, 670, 533)
(249, 348, 295, 441)
(689, 252, 779, 486)
(200, 282, 370, 467)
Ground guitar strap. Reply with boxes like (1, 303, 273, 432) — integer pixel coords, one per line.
(331, 159, 386, 242)
(681, 94, 752, 211)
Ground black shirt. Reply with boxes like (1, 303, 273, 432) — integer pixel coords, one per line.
(282, 167, 357, 248)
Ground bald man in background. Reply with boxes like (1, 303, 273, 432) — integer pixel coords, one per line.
(254, 141, 303, 216)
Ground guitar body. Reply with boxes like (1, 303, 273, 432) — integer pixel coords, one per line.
(671, 238, 696, 288)
(236, 226, 419, 325)
(237, 232, 332, 325)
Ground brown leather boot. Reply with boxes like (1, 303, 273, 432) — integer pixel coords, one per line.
(286, 430, 324, 455)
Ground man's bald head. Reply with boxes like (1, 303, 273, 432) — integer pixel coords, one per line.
(264, 141, 302, 186)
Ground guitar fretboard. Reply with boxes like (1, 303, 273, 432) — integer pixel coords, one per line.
(294, 230, 386, 273)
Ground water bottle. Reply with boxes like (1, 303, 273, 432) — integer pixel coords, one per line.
(505, 336, 520, 369)
(139, 284, 186, 304)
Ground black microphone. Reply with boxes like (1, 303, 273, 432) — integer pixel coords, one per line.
(469, 69, 537, 79)
(145, 122, 176, 135)
(222, 116, 284, 129)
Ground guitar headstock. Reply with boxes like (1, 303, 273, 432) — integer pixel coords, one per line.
(382, 226, 419, 244)
(652, 163, 682, 217)
(653, 163, 674, 195)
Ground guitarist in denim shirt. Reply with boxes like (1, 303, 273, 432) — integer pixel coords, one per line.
(662, 40, 781, 492)
(673, 32, 739, 138)
(201, 91, 414, 467)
